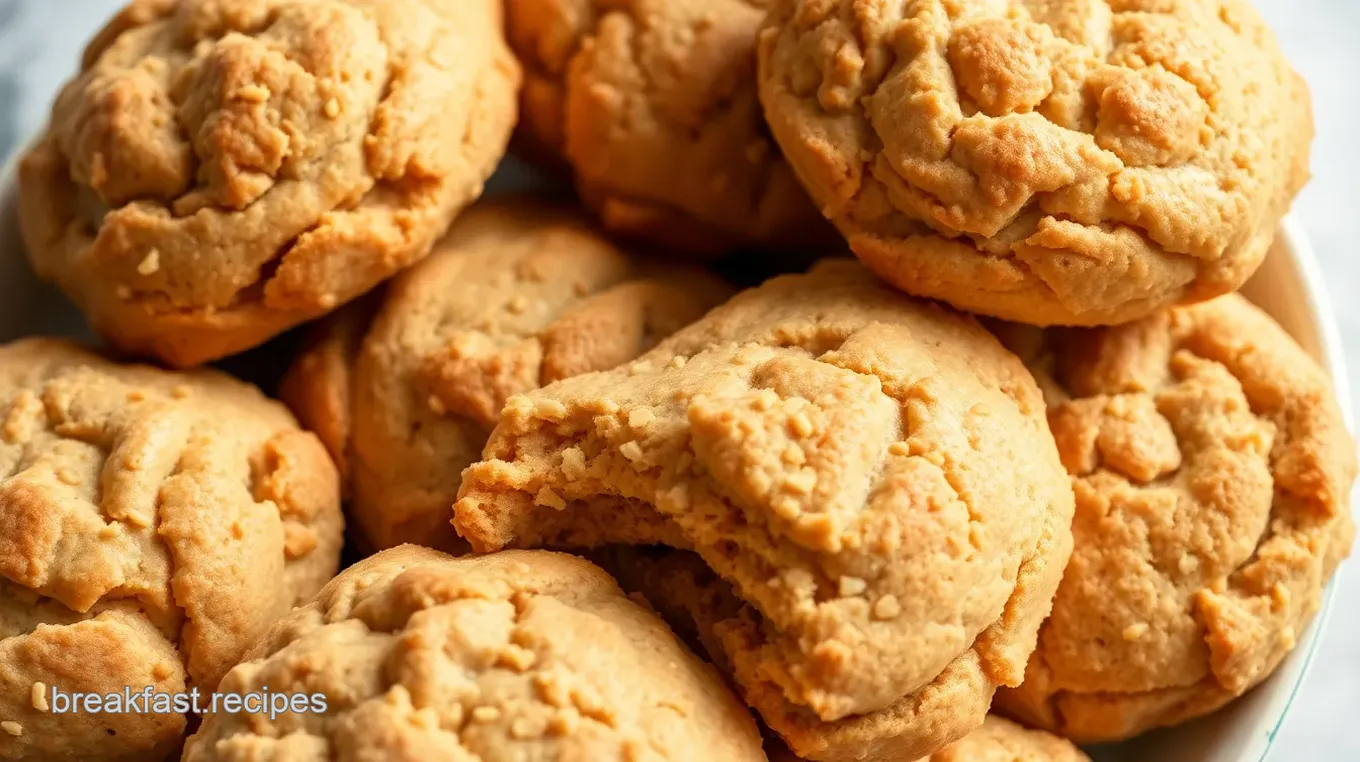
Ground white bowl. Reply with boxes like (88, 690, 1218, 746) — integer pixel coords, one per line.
(0, 144, 1352, 762)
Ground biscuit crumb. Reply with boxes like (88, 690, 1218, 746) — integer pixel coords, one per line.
(137, 249, 160, 275)
(535, 487, 566, 511)
(471, 706, 501, 723)
(510, 715, 545, 740)
(546, 708, 580, 736)
(31, 682, 48, 712)
(752, 389, 779, 411)
(872, 595, 901, 620)
(427, 395, 447, 415)
(1, 722, 20, 737)
(887, 441, 911, 457)
(1122, 623, 1149, 641)
(788, 412, 815, 437)
(235, 83, 270, 102)
(662, 483, 690, 511)
(668, 356, 687, 369)
(783, 468, 817, 495)
(171, 385, 192, 400)
(1178, 555, 1200, 575)
(771, 496, 801, 520)
(1281, 626, 1297, 649)
(534, 672, 570, 708)
(506, 295, 529, 314)
(1271, 583, 1292, 608)
(496, 644, 537, 672)
(559, 447, 586, 479)
(838, 576, 867, 597)
(619, 441, 644, 462)
(324, 97, 341, 118)
(628, 408, 655, 428)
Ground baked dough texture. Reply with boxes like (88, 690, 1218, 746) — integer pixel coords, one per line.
(280, 198, 732, 553)
(508, 0, 832, 254)
(991, 294, 1356, 741)
(0, 338, 343, 761)
(181, 545, 767, 762)
(756, 0, 1312, 325)
(455, 260, 1075, 761)
(19, 0, 520, 367)
(766, 715, 1089, 761)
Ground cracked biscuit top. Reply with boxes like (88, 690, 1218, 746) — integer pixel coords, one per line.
(18, 0, 520, 367)
(280, 198, 732, 553)
(508, 0, 833, 254)
(0, 338, 343, 761)
(756, 0, 1311, 325)
(181, 545, 767, 762)
(991, 294, 1356, 741)
(455, 260, 1075, 761)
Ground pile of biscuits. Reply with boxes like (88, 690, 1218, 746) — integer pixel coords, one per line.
(2, 0, 1353, 760)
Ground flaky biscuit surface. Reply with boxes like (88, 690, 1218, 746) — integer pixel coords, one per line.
(0, 338, 342, 760)
(281, 198, 731, 552)
(757, 0, 1311, 325)
(993, 294, 1356, 741)
(19, 0, 520, 366)
(456, 260, 1075, 761)
(181, 545, 766, 762)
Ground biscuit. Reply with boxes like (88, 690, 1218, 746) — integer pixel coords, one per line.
(991, 295, 1356, 741)
(0, 338, 343, 761)
(19, 0, 520, 367)
(180, 545, 767, 762)
(765, 715, 1089, 762)
(508, 0, 832, 254)
(756, 0, 1312, 325)
(455, 260, 1075, 761)
(280, 198, 732, 552)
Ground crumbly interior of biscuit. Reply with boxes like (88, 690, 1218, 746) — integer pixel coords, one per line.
(757, 0, 1310, 321)
(183, 547, 766, 762)
(0, 339, 342, 758)
(23, 0, 517, 325)
(507, 0, 826, 250)
(996, 295, 1356, 741)
(457, 261, 1074, 732)
(281, 199, 729, 551)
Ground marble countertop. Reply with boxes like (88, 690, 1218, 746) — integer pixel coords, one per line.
(1, 0, 1358, 758)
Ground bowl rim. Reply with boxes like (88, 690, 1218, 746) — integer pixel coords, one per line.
(1252, 216, 1353, 762)
(0, 139, 1351, 762)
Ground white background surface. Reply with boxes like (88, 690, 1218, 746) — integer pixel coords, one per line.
(0, 0, 1357, 757)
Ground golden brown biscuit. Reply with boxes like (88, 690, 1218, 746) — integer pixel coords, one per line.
(279, 198, 732, 553)
(455, 260, 1076, 761)
(0, 338, 343, 761)
(757, 0, 1311, 325)
(991, 295, 1356, 742)
(180, 545, 767, 762)
(508, 0, 832, 254)
(766, 715, 1089, 762)
(19, 0, 520, 367)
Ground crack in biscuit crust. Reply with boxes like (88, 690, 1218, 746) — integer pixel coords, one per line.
(181, 546, 767, 762)
(19, 0, 521, 366)
(991, 294, 1356, 742)
(280, 198, 731, 553)
(756, 0, 1312, 325)
(455, 260, 1075, 761)
(0, 338, 343, 760)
